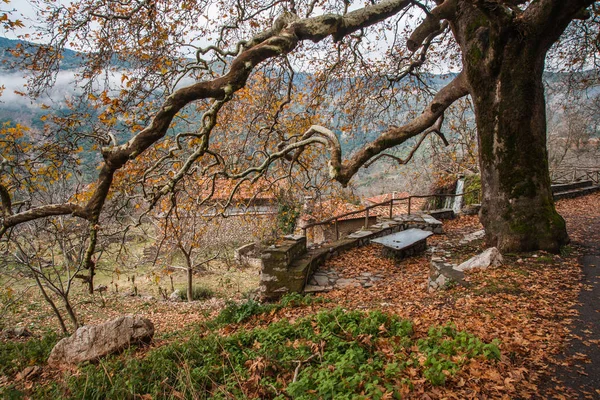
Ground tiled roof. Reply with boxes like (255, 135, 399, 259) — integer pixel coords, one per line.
(198, 178, 282, 202)
(365, 192, 410, 205)
(300, 199, 367, 222)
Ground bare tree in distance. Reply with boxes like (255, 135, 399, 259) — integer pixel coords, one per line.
(151, 194, 220, 303)
(0, 217, 88, 334)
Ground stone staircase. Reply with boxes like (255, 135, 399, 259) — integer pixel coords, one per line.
(552, 180, 600, 200)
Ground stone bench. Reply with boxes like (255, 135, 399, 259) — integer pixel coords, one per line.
(391, 214, 444, 234)
(371, 228, 433, 260)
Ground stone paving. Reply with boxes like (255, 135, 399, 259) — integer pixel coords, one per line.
(303, 216, 443, 294)
(305, 268, 386, 292)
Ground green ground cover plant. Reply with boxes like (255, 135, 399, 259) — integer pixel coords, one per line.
(5, 301, 499, 399)
(213, 292, 325, 326)
(0, 331, 58, 377)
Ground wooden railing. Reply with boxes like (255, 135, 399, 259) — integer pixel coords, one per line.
(301, 189, 481, 242)
(550, 165, 600, 184)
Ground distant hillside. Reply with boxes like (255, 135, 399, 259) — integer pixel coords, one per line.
(0, 37, 83, 71)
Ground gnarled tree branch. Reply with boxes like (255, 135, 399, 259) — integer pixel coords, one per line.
(407, 0, 457, 51)
(1, 0, 417, 236)
(363, 115, 447, 168)
(333, 71, 469, 185)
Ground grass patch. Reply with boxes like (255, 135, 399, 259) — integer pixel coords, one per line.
(535, 255, 554, 264)
(177, 286, 216, 301)
(560, 245, 574, 257)
(511, 267, 530, 277)
(26, 308, 499, 399)
(2, 296, 501, 399)
(214, 292, 325, 326)
(474, 279, 523, 296)
(0, 331, 59, 377)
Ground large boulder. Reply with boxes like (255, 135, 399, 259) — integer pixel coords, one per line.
(454, 247, 503, 272)
(48, 315, 154, 367)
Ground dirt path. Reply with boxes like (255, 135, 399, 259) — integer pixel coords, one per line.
(544, 195, 600, 399)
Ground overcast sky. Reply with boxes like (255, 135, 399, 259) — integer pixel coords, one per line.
(3, 0, 42, 39)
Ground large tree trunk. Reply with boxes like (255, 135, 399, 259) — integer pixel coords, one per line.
(455, 8, 569, 253)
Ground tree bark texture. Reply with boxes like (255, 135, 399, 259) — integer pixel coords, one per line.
(453, 2, 573, 252)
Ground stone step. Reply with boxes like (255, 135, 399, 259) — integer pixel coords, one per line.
(426, 209, 455, 220)
(553, 185, 600, 200)
(304, 284, 333, 293)
(551, 180, 595, 194)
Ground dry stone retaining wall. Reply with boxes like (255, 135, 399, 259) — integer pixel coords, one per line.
(234, 242, 263, 269)
(255, 214, 445, 300)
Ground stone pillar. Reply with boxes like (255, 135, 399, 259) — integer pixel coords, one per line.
(259, 235, 307, 300)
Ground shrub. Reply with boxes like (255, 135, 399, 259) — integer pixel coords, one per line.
(276, 201, 302, 235)
(463, 174, 482, 205)
(178, 286, 216, 301)
(214, 299, 270, 325)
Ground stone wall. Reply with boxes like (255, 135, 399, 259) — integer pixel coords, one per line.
(258, 215, 444, 300)
(234, 242, 263, 269)
(306, 216, 378, 244)
(326, 216, 378, 243)
(259, 236, 307, 300)
(395, 214, 444, 233)
(258, 222, 407, 300)
(427, 209, 456, 220)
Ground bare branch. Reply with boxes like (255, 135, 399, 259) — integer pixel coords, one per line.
(522, 0, 596, 49)
(363, 116, 446, 168)
(48, 0, 414, 223)
(1, 0, 426, 233)
(334, 71, 470, 185)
